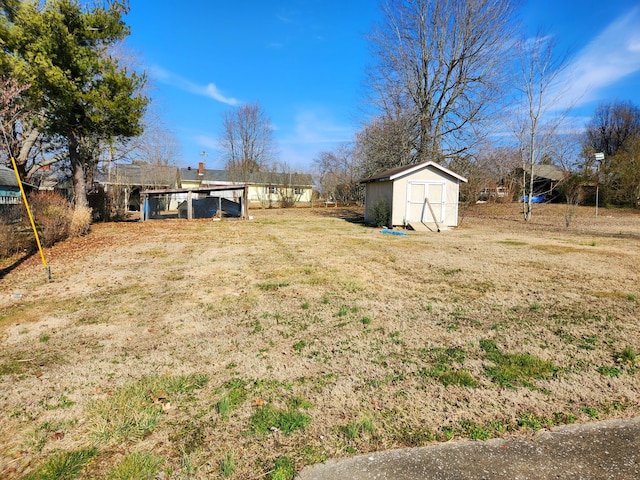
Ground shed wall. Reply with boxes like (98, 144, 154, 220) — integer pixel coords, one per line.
(364, 181, 393, 226)
(391, 167, 461, 227)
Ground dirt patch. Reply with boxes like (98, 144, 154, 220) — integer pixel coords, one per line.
(1, 204, 639, 479)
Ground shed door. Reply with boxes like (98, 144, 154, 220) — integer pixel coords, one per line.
(406, 182, 446, 224)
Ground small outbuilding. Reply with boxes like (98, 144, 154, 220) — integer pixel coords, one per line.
(361, 161, 467, 229)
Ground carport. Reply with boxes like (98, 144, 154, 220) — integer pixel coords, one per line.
(140, 184, 249, 221)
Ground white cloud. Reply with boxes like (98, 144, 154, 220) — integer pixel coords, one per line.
(194, 135, 220, 151)
(290, 109, 354, 145)
(276, 108, 356, 169)
(149, 65, 239, 106)
(556, 7, 640, 109)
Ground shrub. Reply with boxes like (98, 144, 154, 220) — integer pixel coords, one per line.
(28, 191, 74, 247)
(69, 205, 92, 237)
(0, 204, 30, 257)
(370, 198, 390, 227)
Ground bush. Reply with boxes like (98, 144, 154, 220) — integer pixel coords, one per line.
(0, 204, 30, 257)
(0, 191, 91, 259)
(69, 205, 92, 237)
(370, 198, 390, 227)
(29, 191, 74, 247)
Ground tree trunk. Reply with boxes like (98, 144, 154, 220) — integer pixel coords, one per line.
(68, 133, 88, 208)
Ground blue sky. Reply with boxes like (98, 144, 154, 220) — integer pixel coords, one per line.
(125, 1, 640, 171)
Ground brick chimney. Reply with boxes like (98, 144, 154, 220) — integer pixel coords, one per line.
(198, 162, 204, 176)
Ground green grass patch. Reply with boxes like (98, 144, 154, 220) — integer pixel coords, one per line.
(459, 420, 491, 440)
(271, 456, 295, 480)
(340, 416, 375, 440)
(105, 452, 164, 480)
(616, 346, 637, 365)
(216, 378, 250, 414)
(249, 404, 311, 435)
(25, 448, 97, 480)
(88, 373, 208, 442)
(517, 413, 552, 430)
(428, 346, 467, 364)
(0, 359, 24, 376)
(480, 339, 558, 388)
(293, 340, 306, 353)
(581, 406, 599, 419)
(219, 451, 235, 478)
(422, 365, 477, 387)
(40, 395, 75, 411)
(597, 365, 622, 377)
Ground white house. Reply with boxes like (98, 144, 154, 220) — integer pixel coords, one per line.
(361, 161, 467, 228)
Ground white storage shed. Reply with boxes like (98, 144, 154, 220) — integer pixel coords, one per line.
(362, 161, 467, 229)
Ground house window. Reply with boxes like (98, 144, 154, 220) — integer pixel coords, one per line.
(265, 185, 278, 195)
(293, 187, 303, 195)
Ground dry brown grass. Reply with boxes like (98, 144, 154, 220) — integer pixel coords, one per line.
(1, 203, 639, 479)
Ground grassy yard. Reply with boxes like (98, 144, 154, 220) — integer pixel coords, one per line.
(1, 203, 639, 479)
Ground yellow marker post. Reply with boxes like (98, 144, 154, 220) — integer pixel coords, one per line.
(10, 156, 52, 282)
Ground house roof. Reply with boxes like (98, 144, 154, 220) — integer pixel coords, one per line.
(95, 164, 178, 188)
(532, 164, 566, 181)
(179, 168, 314, 186)
(0, 164, 37, 190)
(0, 165, 19, 188)
(361, 161, 468, 184)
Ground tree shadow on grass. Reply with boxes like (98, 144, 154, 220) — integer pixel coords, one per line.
(0, 250, 36, 281)
(309, 206, 365, 225)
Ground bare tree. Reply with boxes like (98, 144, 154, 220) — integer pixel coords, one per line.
(585, 101, 640, 158)
(353, 114, 414, 177)
(220, 102, 277, 181)
(583, 100, 640, 206)
(512, 33, 570, 221)
(0, 76, 52, 179)
(313, 144, 363, 203)
(366, 0, 517, 164)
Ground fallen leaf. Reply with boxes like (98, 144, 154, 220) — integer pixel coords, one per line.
(252, 398, 265, 407)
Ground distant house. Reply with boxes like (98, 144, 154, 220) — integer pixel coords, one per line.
(361, 161, 467, 229)
(93, 163, 179, 211)
(516, 164, 567, 201)
(178, 163, 314, 207)
(0, 164, 38, 222)
(0, 164, 22, 207)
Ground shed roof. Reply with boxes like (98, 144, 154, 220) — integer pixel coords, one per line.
(361, 161, 468, 184)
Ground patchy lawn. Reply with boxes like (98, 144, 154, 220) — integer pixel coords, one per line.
(1, 203, 639, 479)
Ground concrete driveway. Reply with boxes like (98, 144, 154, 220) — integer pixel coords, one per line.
(297, 417, 639, 480)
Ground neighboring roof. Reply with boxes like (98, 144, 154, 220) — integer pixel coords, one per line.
(179, 168, 314, 186)
(0, 165, 19, 188)
(532, 164, 566, 181)
(0, 164, 37, 190)
(180, 167, 230, 183)
(361, 161, 468, 184)
(95, 164, 179, 188)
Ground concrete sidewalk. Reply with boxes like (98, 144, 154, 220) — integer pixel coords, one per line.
(297, 417, 639, 480)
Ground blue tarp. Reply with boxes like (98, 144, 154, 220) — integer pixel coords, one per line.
(381, 229, 408, 236)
